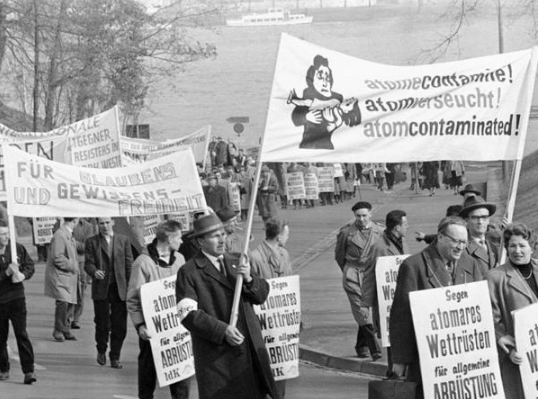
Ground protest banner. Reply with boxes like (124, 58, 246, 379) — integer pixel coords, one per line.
(69, 107, 122, 168)
(167, 212, 191, 232)
(374, 254, 409, 347)
(303, 172, 319, 200)
(31, 217, 57, 245)
(254, 276, 301, 381)
(513, 302, 538, 399)
(285, 172, 306, 200)
(140, 276, 195, 387)
(121, 126, 211, 168)
(317, 167, 334, 192)
(261, 34, 537, 163)
(3, 145, 206, 218)
(333, 163, 344, 178)
(142, 215, 163, 245)
(410, 280, 504, 399)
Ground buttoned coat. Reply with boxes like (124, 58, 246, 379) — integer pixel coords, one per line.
(176, 251, 278, 399)
(84, 233, 133, 301)
(465, 238, 500, 275)
(487, 259, 538, 399)
(389, 243, 484, 389)
(44, 225, 79, 303)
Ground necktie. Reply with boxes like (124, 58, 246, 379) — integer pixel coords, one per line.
(217, 256, 226, 277)
(446, 262, 454, 276)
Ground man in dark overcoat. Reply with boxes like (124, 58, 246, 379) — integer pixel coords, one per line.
(176, 213, 278, 399)
(389, 216, 484, 399)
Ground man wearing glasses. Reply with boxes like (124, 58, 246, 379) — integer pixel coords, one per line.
(389, 216, 484, 399)
(459, 196, 500, 274)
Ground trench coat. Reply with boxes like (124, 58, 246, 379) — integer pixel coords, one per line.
(176, 251, 278, 399)
(44, 225, 79, 304)
(487, 259, 538, 399)
(389, 243, 484, 396)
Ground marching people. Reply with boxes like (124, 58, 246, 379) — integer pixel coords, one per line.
(390, 216, 484, 399)
(44, 217, 80, 342)
(449, 160, 465, 195)
(216, 205, 246, 253)
(0, 220, 37, 384)
(459, 196, 500, 273)
(335, 201, 384, 360)
(85, 217, 133, 369)
(176, 213, 278, 399)
(127, 220, 191, 399)
(202, 173, 228, 212)
(487, 222, 537, 399)
(258, 165, 279, 222)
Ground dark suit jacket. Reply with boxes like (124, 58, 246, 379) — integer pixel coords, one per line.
(176, 251, 277, 399)
(203, 185, 228, 212)
(465, 237, 500, 275)
(389, 243, 484, 384)
(84, 233, 133, 301)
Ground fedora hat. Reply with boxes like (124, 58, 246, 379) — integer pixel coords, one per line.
(459, 183, 481, 197)
(459, 195, 496, 218)
(192, 214, 224, 237)
(216, 206, 237, 223)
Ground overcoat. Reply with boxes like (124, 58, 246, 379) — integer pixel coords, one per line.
(84, 233, 133, 301)
(389, 243, 484, 394)
(465, 238, 500, 275)
(44, 225, 79, 303)
(487, 259, 538, 399)
(176, 251, 278, 399)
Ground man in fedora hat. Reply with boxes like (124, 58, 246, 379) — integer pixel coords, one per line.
(460, 195, 500, 274)
(216, 205, 245, 253)
(176, 214, 278, 399)
(459, 183, 481, 200)
(203, 172, 228, 213)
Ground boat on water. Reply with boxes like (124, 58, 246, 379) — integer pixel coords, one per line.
(226, 8, 313, 27)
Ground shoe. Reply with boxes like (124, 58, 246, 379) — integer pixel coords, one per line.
(63, 333, 77, 341)
(23, 372, 36, 385)
(371, 352, 383, 361)
(52, 334, 65, 342)
(0, 371, 8, 381)
(71, 322, 81, 329)
(97, 353, 106, 366)
(110, 360, 123, 369)
(356, 348, 369, 358)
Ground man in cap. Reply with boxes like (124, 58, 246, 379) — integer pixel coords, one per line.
(203, 172, 228, 212)
(216, 205, 245, 254)
(460, 195, 500, 273)
(176, 214, 278, 399)
(335, 201, 384, 360)
(390, 216, 484, 399)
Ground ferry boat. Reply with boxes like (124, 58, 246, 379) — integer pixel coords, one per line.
(226, 8, 313, 27)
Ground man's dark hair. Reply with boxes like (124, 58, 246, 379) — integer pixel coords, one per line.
(351, 201, 372, 212)
(265, 218, 288, 240)
(155, 220, 183, 243)
(446, 205, 463, 217)
(64, 217, 77, 223)
(386, 210, 406, 232)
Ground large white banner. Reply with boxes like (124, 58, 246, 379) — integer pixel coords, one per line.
(3, 146, 206, 217)
(410, 281, 504, 399)
(254, 276, 301, 381)
(261, 34, 538, 162)
(374, 254, 409, 347)
(141, 276, 195, 387)
(514, 302, 538, 399)
(121, 126, 211, 167)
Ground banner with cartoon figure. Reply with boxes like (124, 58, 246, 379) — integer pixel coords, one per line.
(3, 145, 206, 218)
(261, 34, 538, 162)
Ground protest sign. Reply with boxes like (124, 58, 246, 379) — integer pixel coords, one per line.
(3, 145, 206, 218)
(514, 302, 538, 399)
(333, 163, 344, 178)
(121, 126, 211, 167)
(254, 276, 301, 381)
(140, 276, 195, 387)
(31, 217, 57, 245)
(317, 167, 334, 192)
(69, 107, 122, 168)
(142, 215, 162, 245)
(410, 280, 504, 399)
(285, 172, 306, 200)
(304, 172, 319, 200)
(374, 254, 409, 347)
(167, 212, 191, 232)
(261, 34, 537, 163)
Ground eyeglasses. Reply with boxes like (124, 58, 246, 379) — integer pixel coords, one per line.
(441, 232, 467, 246)
(469, 215, 489, 221)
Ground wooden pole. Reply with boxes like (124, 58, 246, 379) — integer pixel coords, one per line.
(8, 215, 17, 265)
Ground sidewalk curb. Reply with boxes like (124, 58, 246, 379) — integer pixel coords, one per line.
(299, 344, 387, 377)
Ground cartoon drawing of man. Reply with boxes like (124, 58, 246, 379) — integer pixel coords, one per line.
(289, 55, 361, 150)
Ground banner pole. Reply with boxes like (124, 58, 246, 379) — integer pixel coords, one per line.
(8, 215, 17, 264)
(229, 34, 284, 327)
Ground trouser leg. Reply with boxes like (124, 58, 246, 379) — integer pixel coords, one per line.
(138, 337, 157, 399)
(93, 299, 110, 354)
(108, 284, 127, 361)
(169, 376, 191, 399)
(54, 300, 70, 334)
(9, 298, 34, 373)
(0, 303, 10, 372)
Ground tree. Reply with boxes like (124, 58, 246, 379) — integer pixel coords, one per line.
(0, 0, 220, 130)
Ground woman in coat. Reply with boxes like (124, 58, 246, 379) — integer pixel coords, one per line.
(487, 222, 537, 399)
(257, 165, 279, 221)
